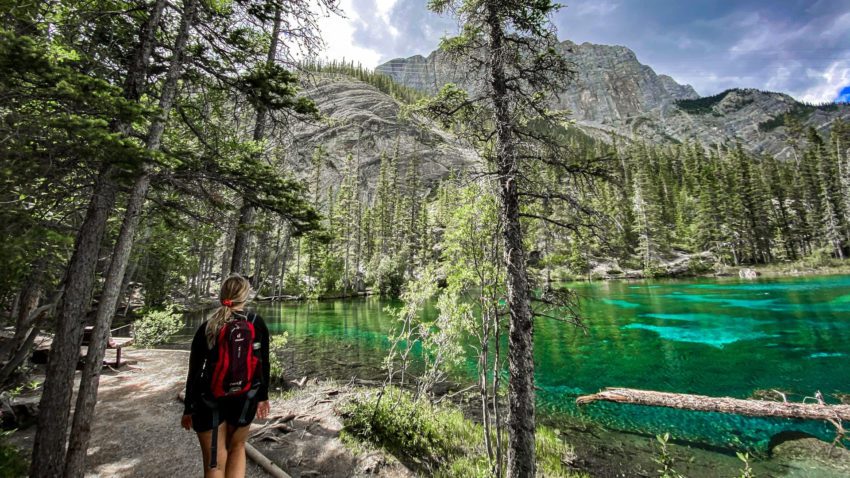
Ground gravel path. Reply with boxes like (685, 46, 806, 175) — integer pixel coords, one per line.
(83, 349, 269, 477)
(11, 348, 412, 477)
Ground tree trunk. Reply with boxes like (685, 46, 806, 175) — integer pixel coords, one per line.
(230, 6, 282, 275)
(62, 1, 199, 474)
(221, 219, 235, 277)
(479, 311, 494, 469)
(576, 387, 850, 421)
(120, 259, 138, 316)
(1, 260, 45, 362)
(485, 3, 536, 476)
(30, 164, 118, 478)
(0, 324, 43, 385)
(30, 0, 167, 472)
(231, 203, 255, 274)
(492, 302, 504, 478)
(0, 301, 56, 385)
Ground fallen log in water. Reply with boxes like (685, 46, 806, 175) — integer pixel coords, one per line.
(576, 387, 850, 422)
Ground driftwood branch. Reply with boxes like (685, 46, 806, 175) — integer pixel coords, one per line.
(245, 442, 291, 478)
(576, 387, 850, 422)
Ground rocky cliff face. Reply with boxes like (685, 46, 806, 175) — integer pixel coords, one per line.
(290, 75, 478, 194)
(376, 40, 699, 123)
(550, 40, 699, 123)
(377, 40, 850, 159)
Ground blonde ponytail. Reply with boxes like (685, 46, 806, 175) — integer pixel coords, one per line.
(206, 274, 252, 349)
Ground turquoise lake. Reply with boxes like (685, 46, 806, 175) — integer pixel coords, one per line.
(183, 274, 850, 453)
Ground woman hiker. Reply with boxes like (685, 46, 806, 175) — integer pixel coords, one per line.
(181, 274, 271, 478)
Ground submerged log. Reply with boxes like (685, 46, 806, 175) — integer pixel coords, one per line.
(576, 388, 850, 421)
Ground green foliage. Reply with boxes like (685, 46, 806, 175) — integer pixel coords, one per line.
(369, 254, 406, 298)
(341, 388, 585, 477)
(736, 451, 754, 478)
(134, 218, 195, 306)
(801, 247, 840, 268)
(403, 83, 479, 131)
(239, 63, 318, 115)
(383, 269, 441, 390)
(268, 332, 289, 384)
(133, 305, 183, 348)
(652, 433, 685, 478)
(300, 59, 427, 105)
(0, 26, 150, 300)
(0, 430, 28, 478)
(675, 89, 735, 114)
(757, 104, 818, 132)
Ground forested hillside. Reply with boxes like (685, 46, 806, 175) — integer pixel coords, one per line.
(2, 0, 850, 475)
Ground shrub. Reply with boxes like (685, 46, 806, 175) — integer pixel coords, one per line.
(133, 305, 183, 348)
(368, 254, 406, 298)
(268, 332, 289, 384)
(341, 387, 585, 477)
(687, 258, 713, 275)
(0, 430, 28, 477)
(801, 246, 839, 269)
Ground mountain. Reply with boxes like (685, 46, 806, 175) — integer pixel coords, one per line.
(291, 75, 478, 193)
(376, 40, 850, 159)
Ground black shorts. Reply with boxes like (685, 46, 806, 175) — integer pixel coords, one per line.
(191, 395, 258, 433)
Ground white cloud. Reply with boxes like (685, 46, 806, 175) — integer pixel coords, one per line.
(316, 0, 384, 67)
(819, 12, 850, 41)
(799, 60, 850, 103)
(376, 0, 398, 23)
(570, 1, 619, 17)
(764, 65, 793, 91)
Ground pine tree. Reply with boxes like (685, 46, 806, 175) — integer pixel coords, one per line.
(631, 146, 666, 271)
(731, 145, 773, 263)
(809, 129, 848, 258)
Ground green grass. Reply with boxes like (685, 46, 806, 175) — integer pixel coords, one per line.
(340, 387, 588, 477)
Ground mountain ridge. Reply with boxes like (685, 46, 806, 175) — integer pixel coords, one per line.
(375, 39, 850, 160)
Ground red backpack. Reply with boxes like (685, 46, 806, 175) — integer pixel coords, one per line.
(209, 313, 259, 398)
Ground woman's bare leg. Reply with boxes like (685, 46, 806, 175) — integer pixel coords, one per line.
(224, 424, 251, 478)
(197, 423, 228, 478)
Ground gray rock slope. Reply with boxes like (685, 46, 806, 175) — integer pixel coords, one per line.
(291, 75, 479, 195)
(377, 40, 850, 159)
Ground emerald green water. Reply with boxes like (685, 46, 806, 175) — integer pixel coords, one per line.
(183, 274, 850, 452)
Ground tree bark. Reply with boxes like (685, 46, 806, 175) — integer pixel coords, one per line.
(230, 6, 282, 275)
(0, 301, 55, 385)
(1, 259, 45, 362)
(485, 2, 536, 476)
(576, 387, 850, 421)
(120, 259, 138, 316)
(30, 164, 118, 478)
(63, 0, 198, 474)
(30, 0, 169, 472)
(231, 203, 256, 274)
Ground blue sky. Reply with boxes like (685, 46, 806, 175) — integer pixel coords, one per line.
(315, 0, 850, 103)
